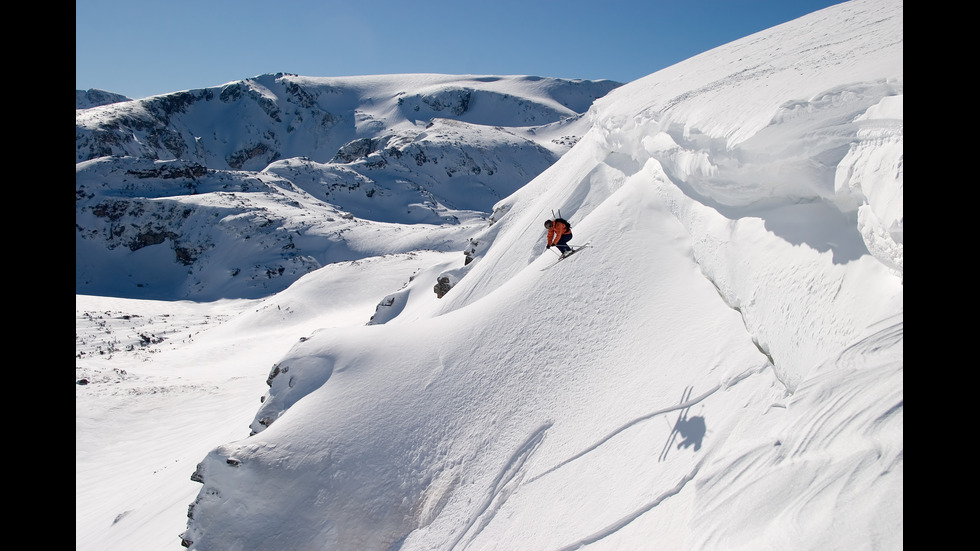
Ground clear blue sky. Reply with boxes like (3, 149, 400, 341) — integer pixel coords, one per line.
(76, 0, 846, 100)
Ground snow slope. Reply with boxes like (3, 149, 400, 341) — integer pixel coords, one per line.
(76, 0, 902, 550)
(179, 0, 902, 549)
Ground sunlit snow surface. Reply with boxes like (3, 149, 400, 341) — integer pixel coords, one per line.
(76, 1, 901, 550)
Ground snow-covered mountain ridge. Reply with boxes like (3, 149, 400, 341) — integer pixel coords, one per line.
(76, 74, 619, 168)
(76, 74, 620, 300)
(76, 88, 132, 109)
(174, 0, 902, 550)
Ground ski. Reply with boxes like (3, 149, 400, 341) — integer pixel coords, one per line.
(559, 240, 591, 260)
(541, 240, 591, 270)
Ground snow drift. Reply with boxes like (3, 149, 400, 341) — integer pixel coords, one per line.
(180, 0, 902, 550)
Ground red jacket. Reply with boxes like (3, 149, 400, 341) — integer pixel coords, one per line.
(547, 220, 570, 246)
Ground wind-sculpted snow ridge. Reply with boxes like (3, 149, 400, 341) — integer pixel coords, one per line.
(581, 0, 902, 389)
(587, 0, 902, 272)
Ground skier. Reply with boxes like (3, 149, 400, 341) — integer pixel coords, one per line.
(544, 217, 573, 256)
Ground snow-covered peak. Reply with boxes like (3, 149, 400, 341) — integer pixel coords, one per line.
(76, 88, 133, 109)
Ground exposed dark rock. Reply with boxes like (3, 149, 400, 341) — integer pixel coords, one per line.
(434, 276, 453, 298)
(332, 138, 378, 163)
(126, 162, 208, 180)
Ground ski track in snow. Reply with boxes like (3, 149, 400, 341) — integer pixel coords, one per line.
(448, 365, 769, 550)
(450, 422, 553, 551)
(552, 459, 705, 551)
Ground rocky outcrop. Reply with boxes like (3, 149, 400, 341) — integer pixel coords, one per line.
(433, 276, 453, 298)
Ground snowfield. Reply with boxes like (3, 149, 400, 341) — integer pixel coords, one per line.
(76, 0, 902, 549)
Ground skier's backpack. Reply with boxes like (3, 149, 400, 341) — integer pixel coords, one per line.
(554, 217, 571, 231)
